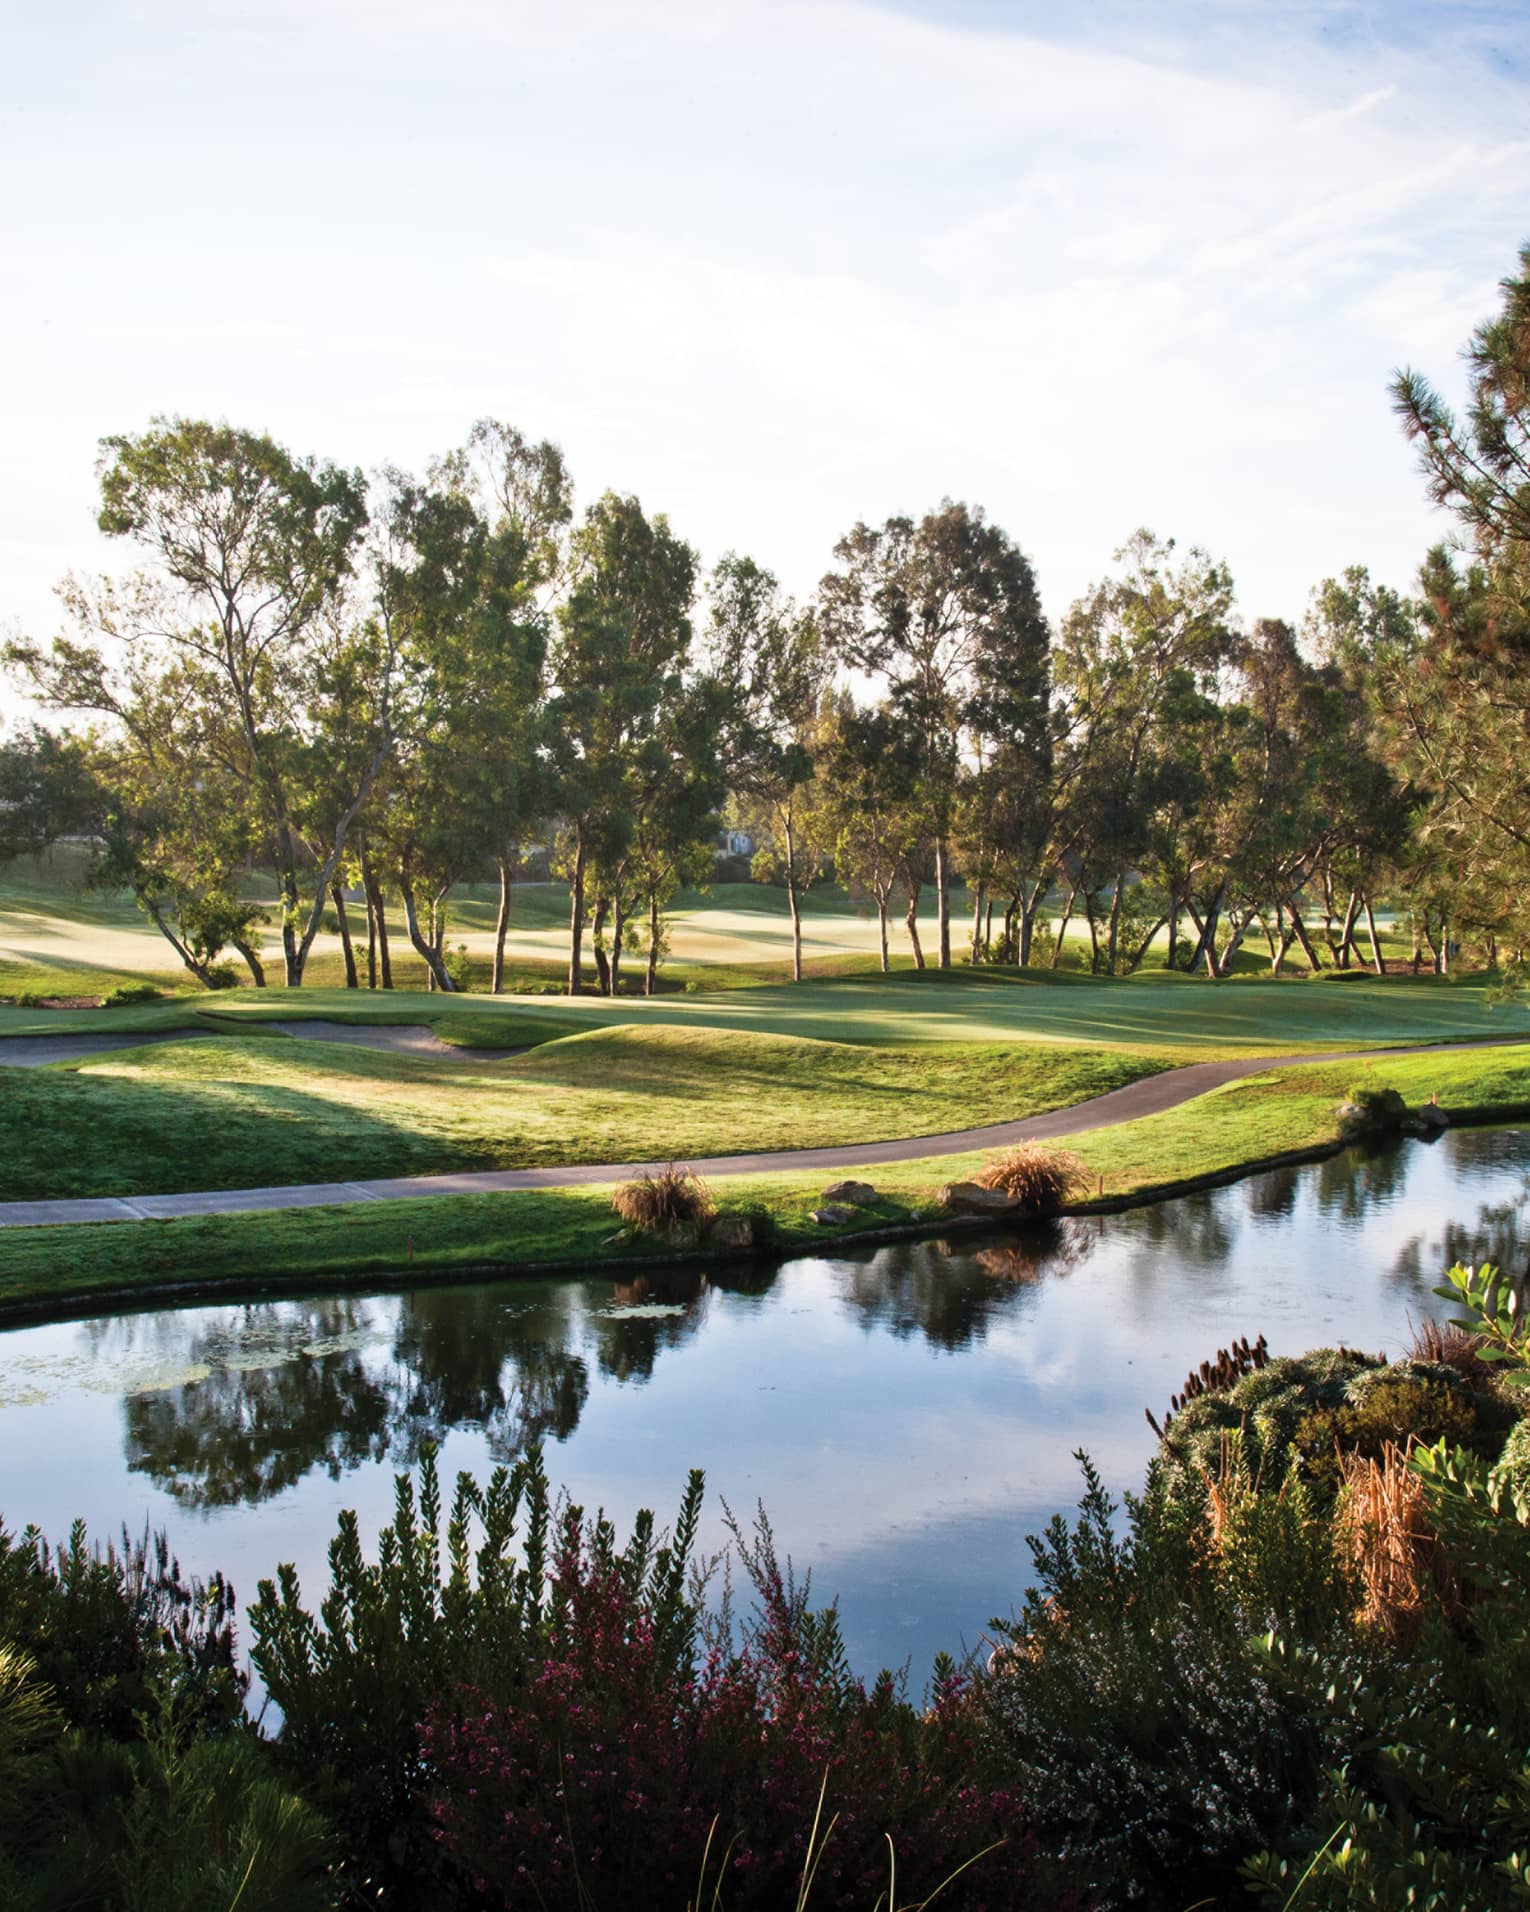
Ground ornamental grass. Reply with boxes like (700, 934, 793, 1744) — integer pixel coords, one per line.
(974, 1144, 1090, 1216)
(611, 1163, 716, 1232)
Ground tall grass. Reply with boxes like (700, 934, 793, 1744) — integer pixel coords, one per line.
(973, 1145, 1089, 1215)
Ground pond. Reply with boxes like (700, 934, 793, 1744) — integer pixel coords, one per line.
(2, 1126, 1527, 1684)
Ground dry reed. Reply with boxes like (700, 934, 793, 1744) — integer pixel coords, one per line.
(1335, 1440, 1461, 1642)
(974, 1144, 1090, 1215)
(611, 1165, 716, 1233)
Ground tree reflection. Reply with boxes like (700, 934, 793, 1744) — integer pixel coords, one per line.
(587, 1272, 709, 1384)
(123, 1301, 395, 1507)
(835, 1231, 1066, 1350)
(390, 1285, 589, 1467)
(1120, 1191, 1233, 1270)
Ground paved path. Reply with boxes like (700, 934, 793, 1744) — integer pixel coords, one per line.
(0, 1020, 525, 1068)
(0, 1037, 1514, 1229)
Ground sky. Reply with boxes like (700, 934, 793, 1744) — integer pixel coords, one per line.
(2, 0, 1528, 666)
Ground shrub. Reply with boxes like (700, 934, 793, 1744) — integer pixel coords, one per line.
(611, 1163, 716, 1233)
(426, 1508, 1044, 1911)
(979, 1453, 1357, 1910)
(974, 1145, 1090, 1215)
(100, 982, 164, 1007)
(250, 1446, 704, 1895)
(0, 1519, 244, 1740)
(1338, 1084, 1410, 1130)
(1294, 1373, 1493, 1495)
(1157, 1349, 1382, 1497)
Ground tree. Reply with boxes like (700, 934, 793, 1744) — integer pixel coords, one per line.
(819, 501, 1048, 968)
(7, 419, 392, 987)
(811, 699, 924, 972)
(550, 494, 698, 994)
(434, 420, 571, 991)
(1050, 532, 1237, 976)
(1377, 247, 1530, 949)
(706, 554, 827, 983)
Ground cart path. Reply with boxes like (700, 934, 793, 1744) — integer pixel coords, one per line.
(0, 1035, 1519, 1229)
(0, 1020, 526, 1068)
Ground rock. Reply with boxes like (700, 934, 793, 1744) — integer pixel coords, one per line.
(820, 1179, 878, 1206)
(711, 1213, 772, 1251)
(1337, 1087, 1410, 1133)
(662, 1220, 702, 1250)
(1415, 1101, 1450, 1131)
(938, 1181, 1022, 1217)
(810, 1204, 858, 1226)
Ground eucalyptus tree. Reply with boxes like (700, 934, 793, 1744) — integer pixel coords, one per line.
(6, 418, 392, 987)
(1050, 531, 1237, 974)
(811, 698, 924, 972)
(432, 419, 569, 991)
(705, 553, 828, 983)
(819, 501, 1048, 967)
(549, 493, 698, 994)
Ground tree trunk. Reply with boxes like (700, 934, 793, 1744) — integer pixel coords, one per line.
(425, 896, 437, 992)
(1125, 912, 1169, 973)
(969, 879, 986, 965)
(136, 889, 218, 987)
(231, 934, 266, 988)
(362, 853, 392, 989)
(646, 891, 662, 995)
(935, 835, 951, 969)
(567, 831, 587, 995)
(876, 893, 890, 973)
(1337, 889, 1361, 969)
(1189, 881, 1225, 978)
(365, 881, 378, 990)
(1166, 893, 1180, 970)
(591, 896, 611, 996)
(492, 854, 514, 995)
(1105, 872, 1126, 975)
(1050, 882, 1077, 968)
(610, 895, 626, 996)
(1285, 902, 1323, 973)
(904, 881, 925, 969)
(785, 809, 804, 984)
(1363, 897, 1385, 976)
(399, 873, 456, 991)
(332, 883, 358, 989)
(1215, 909, 1252, 977)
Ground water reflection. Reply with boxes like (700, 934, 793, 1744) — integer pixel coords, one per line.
(38, 1128, 1530, 1520)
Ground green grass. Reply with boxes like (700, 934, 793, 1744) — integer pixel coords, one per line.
(5, 966, 1524, 1051)
(0, 1026, 1175, 1201)
(4, 1043, 1529, 1316)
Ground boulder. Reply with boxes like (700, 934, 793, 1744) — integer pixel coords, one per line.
(810, 1204, 858, 1226)
(711, 1213, 771, 1251)
(938, 1181, 1022, 1217)
(820, 1179, 877, 1206)
(1414, 1101, 1450, 1131)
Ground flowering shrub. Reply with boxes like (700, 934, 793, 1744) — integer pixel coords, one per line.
(425, 1510, 1047, 1910)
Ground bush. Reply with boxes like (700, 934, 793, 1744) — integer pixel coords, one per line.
(979, 1452, 1358, 1910)
(611, 1164, 716, 1234)
(1294, 1373, 1497, 1494)
(0, 1519, 244, 1740)
(100, 982, 164, 1007)
(249, 1447, 704, 1896)
(426, 1509, 1045, 1911)
(1157, 1349, 1382, 1496)
(975, 1145, 1090, 1216)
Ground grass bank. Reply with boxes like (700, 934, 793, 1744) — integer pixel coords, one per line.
(0, 1026, 1173, 1201)
(4, 1043, 1528, 1320)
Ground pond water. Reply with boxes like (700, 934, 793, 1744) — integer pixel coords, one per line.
(2, 1126, 1528, 1683)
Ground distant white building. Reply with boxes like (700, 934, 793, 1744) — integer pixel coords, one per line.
(721, 829, 754, 858)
